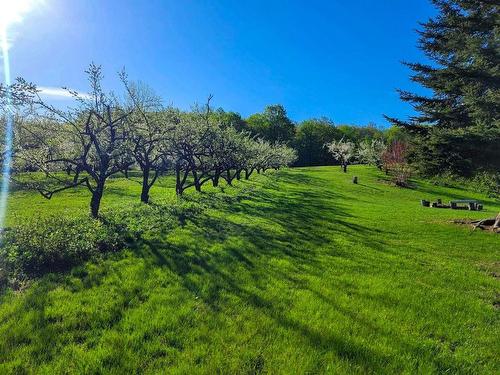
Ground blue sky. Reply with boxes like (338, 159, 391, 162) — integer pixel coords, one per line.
(4, 0, 435, 126)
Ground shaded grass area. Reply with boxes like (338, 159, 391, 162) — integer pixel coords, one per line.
(0, 166, 499, 374)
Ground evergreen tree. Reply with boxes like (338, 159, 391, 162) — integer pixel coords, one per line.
(386, 0, 499, 176)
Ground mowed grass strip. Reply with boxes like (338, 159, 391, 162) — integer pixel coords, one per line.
(0, 166, 499, 374)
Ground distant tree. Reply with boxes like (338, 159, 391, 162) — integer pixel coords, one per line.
(409, 127, 500, 177)
(337, 123, 384, 142)
(385, 0, 499, 177)
(293, 118, 340, 166)
(384, 125, 412, 145)
(269, 143, 297, 170)
(164, 99, 215, 195)
(121, 74, 177, 203)
(14, 64, 131, 218)
(381, 141, 412, 186)
(247, 104, 295, 144)
(325, 138, 356, 172)
(210, 125, 250, 187)
(357, 139, 386, 170)
(212, 108, 248, 132)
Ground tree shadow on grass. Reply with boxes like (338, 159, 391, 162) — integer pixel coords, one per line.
(126, 170, 419, 372)
(0, 169, 467, 373)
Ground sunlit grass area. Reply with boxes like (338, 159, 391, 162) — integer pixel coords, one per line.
(0, 166, 499, 374)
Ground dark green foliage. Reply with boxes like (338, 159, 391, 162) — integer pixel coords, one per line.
(211, 108, 248, 132)
(384, 125, 412, 144)
(0, 216, 123, 280)
(471, 171, 500, 198)
(336, 123, 385, 142)
(409, 127, 500, 177)
(387, 0, 500, 177)
(430, 171, 500, 198)
(293, 118, 340, 166)
(247, 104, 296, 144)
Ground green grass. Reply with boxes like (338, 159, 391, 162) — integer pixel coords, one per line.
(0, 166, 499, 374)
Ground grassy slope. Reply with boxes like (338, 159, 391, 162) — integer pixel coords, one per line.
(0, 166, 499, 374)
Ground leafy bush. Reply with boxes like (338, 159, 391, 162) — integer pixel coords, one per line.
(0, 216, 124, 281)
(429, 172, 500, 198)
(0, 197, 208, 287)
(0, 257, 8, 290)
(471, 172, 500, 198)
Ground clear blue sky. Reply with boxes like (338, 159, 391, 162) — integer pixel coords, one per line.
(5, 0, 435, 126)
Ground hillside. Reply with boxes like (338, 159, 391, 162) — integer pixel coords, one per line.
(0, 166, 499, 374)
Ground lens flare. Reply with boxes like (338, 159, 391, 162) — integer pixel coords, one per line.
(0, 0, 39, 29)
(0, 25, 13, 231)
(0, 0, 42, 231)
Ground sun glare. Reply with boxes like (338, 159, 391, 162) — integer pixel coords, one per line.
(0, 0, 42, 232)
(0, 0, 39, 29)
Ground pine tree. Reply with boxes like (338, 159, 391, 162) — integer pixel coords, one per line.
(386, 0, 500, 177)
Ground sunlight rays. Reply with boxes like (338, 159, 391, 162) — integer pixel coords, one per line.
(0, 20, 13, 231)
(0, 0, 41, 29)
(0, 0, 42, 230)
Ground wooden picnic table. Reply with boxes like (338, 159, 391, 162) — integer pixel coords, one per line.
(450, 199, 482, 210)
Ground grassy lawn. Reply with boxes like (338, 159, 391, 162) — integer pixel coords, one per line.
(0, 166, 498, 374)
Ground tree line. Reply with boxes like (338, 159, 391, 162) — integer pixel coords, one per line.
(0, 64, 420, 220)
(208, 108, 408, 168)
(3, 65, 296, 218)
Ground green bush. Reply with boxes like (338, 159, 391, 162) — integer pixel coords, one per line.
(471, 172, 500, 198)
(0, 198, 206, 287)
(0, 216, 124, 280)
(430, 172, 500, 198)
(0, 257, 8, 290)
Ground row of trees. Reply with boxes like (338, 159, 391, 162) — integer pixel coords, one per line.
(326, 138, 411, 186)
(6, 65, 296, 218)
(231, 109, 408, 167)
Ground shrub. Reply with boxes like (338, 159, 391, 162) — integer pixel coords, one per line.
(471, 172, 500, 198)
(0, 216, 124, 280)
(0, 197, 208, 287)
(430, 172, 500, 198)
(382, 141, 412, 186)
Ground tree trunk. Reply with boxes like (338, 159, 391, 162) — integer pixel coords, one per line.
(193, 170, 201, 192)
(236, 170, 241, 180)
(90, 183, 104, 219)
(226, 170, 233, 186)
(212, 171, 220, 187)
(245, 168, 254, 180)
(343, 163, 347, 173)
(175, 164, 183, 195)
(141, 168, 150, 203)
